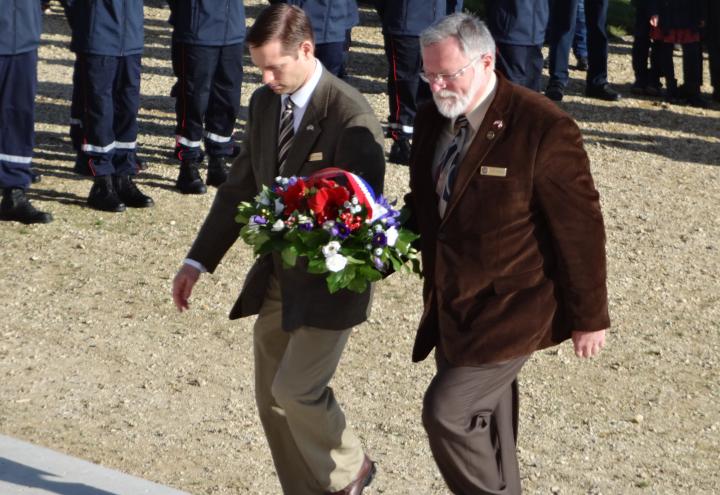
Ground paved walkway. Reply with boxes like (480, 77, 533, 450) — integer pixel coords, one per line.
(0, 435, 191, 495)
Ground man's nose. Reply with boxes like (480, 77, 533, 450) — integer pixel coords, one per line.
(262, 71, 274, 85)
(430, 80, 445, 92)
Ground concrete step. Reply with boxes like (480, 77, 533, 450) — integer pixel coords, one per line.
(0, 435, 192, 495)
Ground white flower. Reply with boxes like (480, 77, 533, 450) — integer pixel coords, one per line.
(257, 191, 271, 206)
(322, 220, 336, 230)
(325, 253, 348, 272)
(351, 205, 362, 214)
(365, 243, 372, 250)
(344, 201, 352, 209)
(351, 196, 359, 205)
(373, 224, 384, 233)
(322, 241, 341, 257)
(373, 248, 383, 256)
(271, 220, 285, 232)
(385, 227, 398, 247)
(370, 204, 388, 222)
(274, 198, 285, 215)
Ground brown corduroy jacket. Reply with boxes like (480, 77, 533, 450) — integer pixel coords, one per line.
(407, 72, 610, 366)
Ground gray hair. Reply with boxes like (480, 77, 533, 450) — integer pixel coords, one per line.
(420, 13, 495, 65)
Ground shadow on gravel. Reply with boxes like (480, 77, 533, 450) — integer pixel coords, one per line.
(0, 458, 116, 495)
(26, 187, 86, 207)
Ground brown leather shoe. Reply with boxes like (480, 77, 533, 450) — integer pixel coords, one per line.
(325, 455, 376, 495)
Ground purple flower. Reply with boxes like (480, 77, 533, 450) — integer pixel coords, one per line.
(335, 224, 350, 240)
(288, 176, 298, 186)
(372, 256, 385, 271)
(299, 222, 314, 231)
(372, 232, 387, 247)
(250, 215, 268, 225)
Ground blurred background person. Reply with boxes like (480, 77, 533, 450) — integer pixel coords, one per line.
(649, 0, 707, 107)
(0, 0, 52, 224)
(375, 0, 462, 165)
(168, 0, 246, 195)
(631, 0, 663, 96)
(486, 0, 549, 92)
(545, 0, 621, 102)
(62, 0, 153, 212)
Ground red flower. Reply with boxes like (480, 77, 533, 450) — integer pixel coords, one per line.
(307, 183, 350, 224)
(279, 178, 308, 215)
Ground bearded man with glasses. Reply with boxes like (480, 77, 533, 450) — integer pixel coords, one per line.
(405, 13, 610, 494)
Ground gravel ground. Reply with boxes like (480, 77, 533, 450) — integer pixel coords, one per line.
(1, 2, 719, 494)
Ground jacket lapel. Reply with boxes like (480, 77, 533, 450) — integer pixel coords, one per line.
(257, 91, 282, 187)
(441, 73, 513, 223)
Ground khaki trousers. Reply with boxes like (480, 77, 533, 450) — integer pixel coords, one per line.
(422, 350, 528, 495)
(253, 276, 364, 494)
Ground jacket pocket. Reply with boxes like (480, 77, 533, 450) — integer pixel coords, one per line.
(492, 267, 545, 295)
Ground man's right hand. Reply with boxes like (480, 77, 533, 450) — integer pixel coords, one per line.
(172, 264, 201, 312)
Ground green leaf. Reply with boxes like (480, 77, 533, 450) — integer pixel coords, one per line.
(281, 245, 298, 267)
(307, 259, 328, 274)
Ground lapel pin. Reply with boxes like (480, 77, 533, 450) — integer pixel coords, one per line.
(493, 120, 503, 129)
(306, 124, 314, 131)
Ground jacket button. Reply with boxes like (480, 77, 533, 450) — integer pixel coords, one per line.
(486, 130, 496, 139)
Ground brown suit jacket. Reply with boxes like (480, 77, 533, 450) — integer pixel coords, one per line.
(407, 72, 610, 366)
(187, 67, 386, 331)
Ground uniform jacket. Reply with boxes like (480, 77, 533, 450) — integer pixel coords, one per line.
(486, 0, 549, 46)
(647, 0, 704, 32)
(280, 0, 359, 44)
(0, 0, 42, 55)
(407, 72, 610, 366)
(375, 0, 452, 36)
(62, 0, 144, 56)
(187, 67, 386, 331)
(168, 0, 246, 46)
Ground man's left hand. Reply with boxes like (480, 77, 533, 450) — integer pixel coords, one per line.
(571, 329, 606, 358)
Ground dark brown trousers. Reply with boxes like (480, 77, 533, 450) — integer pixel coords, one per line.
(422, 351, 528, 495)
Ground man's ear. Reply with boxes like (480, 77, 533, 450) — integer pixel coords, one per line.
(299, 40, 314, 59)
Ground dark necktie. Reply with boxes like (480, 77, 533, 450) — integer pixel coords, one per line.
(435, 114, 469, 217)
(278, 97, 295, 173)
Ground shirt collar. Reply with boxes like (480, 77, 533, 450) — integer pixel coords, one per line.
(282, 59, 323, 109)
(451, 70, 498, 133)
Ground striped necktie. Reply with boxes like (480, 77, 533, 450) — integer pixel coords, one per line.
(278, 97, 295, 173)
(435, 114, 469, 217)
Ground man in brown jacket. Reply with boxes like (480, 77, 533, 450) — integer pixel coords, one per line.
(406, 13, 610, 494)
(172, 5, 383, 494)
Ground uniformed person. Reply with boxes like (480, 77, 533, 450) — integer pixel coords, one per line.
(376, 0, 462, 165)
(0, 0, 53, 224)
(168, 0, 246, 195)
(62, 0, 153, 212)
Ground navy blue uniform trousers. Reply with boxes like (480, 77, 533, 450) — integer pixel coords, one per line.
(0, 50, 37, 190)
(74, 53, 142, 177)
(495, 44, 544, 92)
(171, 42, 244, 162)
(547, 0, 610, 89)
(383, 34, 431, 141)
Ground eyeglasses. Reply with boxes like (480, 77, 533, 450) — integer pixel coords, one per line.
(419, 57, 479, 84)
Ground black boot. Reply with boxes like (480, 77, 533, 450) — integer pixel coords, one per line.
(0, 188, 53, 224)
(206, 156, 229, 187)
(87, 175, 126, 212)
(30, 168, 42, 183)
(176, 159, 207, 194)
(388, 138, 411, 165)
(113, 175, 154, 208)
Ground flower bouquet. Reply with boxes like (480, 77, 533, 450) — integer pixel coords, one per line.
(235, 167, 421, 294)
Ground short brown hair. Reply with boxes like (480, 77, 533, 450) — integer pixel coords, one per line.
(246, 4, 315, 54)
